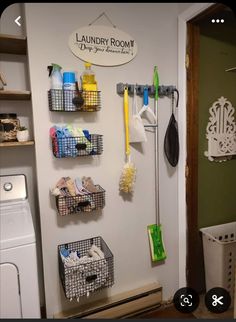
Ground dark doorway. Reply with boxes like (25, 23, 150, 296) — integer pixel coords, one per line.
(186, 4, 236, 293)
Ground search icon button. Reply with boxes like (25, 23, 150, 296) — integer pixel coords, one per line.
(174, 287, 199, 313)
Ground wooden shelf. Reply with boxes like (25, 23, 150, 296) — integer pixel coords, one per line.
(0, 33, 27, 55)
(0, 140, 34, 147)
(0, 90, 31, 100)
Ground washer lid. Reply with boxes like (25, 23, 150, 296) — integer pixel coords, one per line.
(0, 201, 35, 250)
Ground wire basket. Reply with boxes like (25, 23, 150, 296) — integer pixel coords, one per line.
(55, 185, 105, 216)
(48, 89, 101, 112)
(58, 236, 114, 300)
(51, 135, 103, 158)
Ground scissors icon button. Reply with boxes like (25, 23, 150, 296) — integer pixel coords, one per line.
(212, 295, 223, 306)
(205, 288, 231, 313)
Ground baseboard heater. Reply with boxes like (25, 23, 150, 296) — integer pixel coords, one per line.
(54, 282, 162, 319)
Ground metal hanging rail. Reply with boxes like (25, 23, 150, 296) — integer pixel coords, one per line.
(116, 82, 177, 97)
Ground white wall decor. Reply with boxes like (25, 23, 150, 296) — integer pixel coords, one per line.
(205, 96, 236, 161)
(68, 25, 138, 66)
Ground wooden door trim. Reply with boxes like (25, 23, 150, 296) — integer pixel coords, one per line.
(186, 21, 202, 291)
(189, 3, 228, 24)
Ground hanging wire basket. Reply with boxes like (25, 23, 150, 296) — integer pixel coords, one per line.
(51, 134, 103, 158)
(48, 89, 101, 112)
(55, 185, 105, 216)
(58, 236, 114, 300)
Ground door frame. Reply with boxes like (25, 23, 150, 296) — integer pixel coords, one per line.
(177, 3, 214, 288)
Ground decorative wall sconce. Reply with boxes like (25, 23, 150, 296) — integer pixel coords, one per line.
(204, 97, 236, 162)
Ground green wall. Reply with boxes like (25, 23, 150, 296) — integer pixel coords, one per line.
(198, 34, 236, 228)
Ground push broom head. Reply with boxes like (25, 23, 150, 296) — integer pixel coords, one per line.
(148, 224, 167, 262)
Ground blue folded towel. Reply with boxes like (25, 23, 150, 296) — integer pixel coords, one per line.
(60, 247, 70, 258)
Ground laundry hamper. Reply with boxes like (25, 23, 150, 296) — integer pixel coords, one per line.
(200, 222, 236, 302)
(58, 236, 114, 300)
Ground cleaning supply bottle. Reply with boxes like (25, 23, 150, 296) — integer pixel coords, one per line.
(63, 71, 76, 111)
(48, 63, 63, 110)
(81, 62, 98, 110)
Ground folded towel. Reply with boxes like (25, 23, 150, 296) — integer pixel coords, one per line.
(67, 125, 94, 154)
(65, 177, 76, 196)
(82, 176, 99, 193)
(88, 244, 105, 260)
(74, 177, 90, 195)
(55, 177, 70, 196)
(51, 187, 61, 196)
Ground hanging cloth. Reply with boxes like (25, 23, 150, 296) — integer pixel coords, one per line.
(164, 91, 179, 167)
(129, 87, 147, 143)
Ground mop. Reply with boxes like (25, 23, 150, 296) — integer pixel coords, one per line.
(119, 87, 136, 194)
(147, 66, 167, 262)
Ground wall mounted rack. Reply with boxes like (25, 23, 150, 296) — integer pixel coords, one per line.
(116, 83, 177, 97)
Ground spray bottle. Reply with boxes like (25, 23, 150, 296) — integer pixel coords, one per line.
(48, 63, 63, 110)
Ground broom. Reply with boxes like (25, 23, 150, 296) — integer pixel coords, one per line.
(119, 87, 136, 193)
(147, 66, 167, 262)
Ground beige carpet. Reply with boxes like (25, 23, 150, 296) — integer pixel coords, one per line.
(193, 294, 234, 319)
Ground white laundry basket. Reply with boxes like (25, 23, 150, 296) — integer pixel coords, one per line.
(200, 222, 236, 302)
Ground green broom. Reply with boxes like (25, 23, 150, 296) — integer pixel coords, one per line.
(147, 66, 167, 262)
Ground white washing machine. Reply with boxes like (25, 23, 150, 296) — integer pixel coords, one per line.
(0, 174, 41, 318)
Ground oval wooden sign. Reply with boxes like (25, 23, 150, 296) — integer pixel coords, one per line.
(68, 25, 138, 66)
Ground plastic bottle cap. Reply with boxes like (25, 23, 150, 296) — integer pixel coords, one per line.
(85, 62, 91, 68)
(63, 72, 76, 84)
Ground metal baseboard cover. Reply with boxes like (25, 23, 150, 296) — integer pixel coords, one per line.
(54, 282, 162, 319)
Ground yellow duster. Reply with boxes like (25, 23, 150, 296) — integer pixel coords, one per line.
(119, 87, 136, 193)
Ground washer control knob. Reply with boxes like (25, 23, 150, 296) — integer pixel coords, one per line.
(4, 182, 13, 191)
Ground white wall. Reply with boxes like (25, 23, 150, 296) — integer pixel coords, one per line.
(178, 3, 194, 13)
(25, 3, 182, 317)
(0, 3, 45, 307)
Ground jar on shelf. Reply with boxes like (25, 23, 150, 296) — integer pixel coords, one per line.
(0, 113, 20, 141)
(0, 123, 4, 143)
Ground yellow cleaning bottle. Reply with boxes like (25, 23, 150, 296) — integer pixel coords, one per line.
(81, 62, 98, 110)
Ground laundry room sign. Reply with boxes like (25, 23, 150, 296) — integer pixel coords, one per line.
(68, 25, 138, 66)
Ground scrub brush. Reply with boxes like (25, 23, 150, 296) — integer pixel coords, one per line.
(119, 87, 136, 193)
